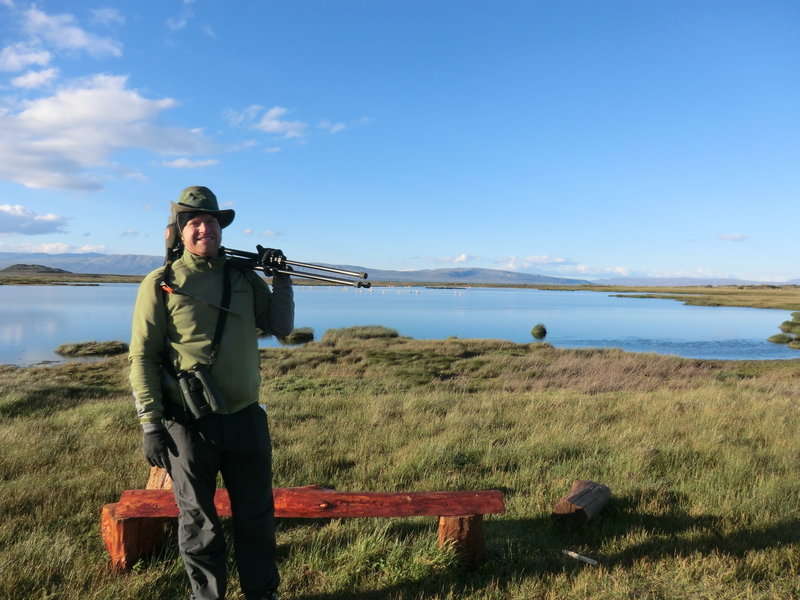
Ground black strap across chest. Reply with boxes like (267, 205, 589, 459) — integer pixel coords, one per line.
(208, 265, 232, 364)
(160, 261, 233, 365)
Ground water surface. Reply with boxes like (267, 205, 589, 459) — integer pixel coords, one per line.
(0, 284, 795, 365)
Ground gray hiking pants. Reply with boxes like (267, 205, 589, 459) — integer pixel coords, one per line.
(166, 402, 280, 600)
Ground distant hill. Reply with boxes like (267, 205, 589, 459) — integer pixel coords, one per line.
(0, 252, 163, 276)
(0, 263, 72, 274)
(0, 252, 590, 285)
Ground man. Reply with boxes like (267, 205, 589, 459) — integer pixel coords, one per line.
(129, 186, 294, 600)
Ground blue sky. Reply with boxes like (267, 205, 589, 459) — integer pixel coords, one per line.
(0, 0, 797, 281)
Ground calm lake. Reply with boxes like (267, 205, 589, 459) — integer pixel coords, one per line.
(0, 284, 796, 366)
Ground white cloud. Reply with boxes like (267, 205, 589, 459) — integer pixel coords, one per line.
(0, 42, 51, 71)
(166, 16, 189, 31)
(26, 242, 71, 253)
(166, 1, 195, 31)
(497, 255, 570, 270)
(11, 67, 58, 89)
(75, 244, 107, 252)
(0, 241, 108, 253)
(255, 107, 307, 139)
(23, 7, 122, 58)
(437, 253, 476, 264)
(597, 266, 631, 276)
(229, 105, 352, 143)
(18, 74, 173, 129)
(224, 104, 263, 126)
(549, 263, 630, 278)
(319, 116, 372, 134)
(645, 267, 735, 279)
(718, 233, 748, 242)
(121, 167, 148, 181)
(319, 119, 346, 134)
(0, 74, 212, 190)
(492, 255, 639, 279)
(227, 105, 307, 138)
(0, 204, 69, 234)
(161, 158, 219, 168)
(119, 229, 139, 238)
(91, 8, 125, 26)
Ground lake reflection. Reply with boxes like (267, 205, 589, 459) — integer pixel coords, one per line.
(0, 284, 137, 365)
(0, 284, 796, 365)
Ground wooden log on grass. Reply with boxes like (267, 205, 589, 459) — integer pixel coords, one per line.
(551, 480, 611, 526)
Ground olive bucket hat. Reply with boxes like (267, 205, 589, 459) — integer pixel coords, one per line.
(164, 186, 235, 261)
(171, 186, 235, 230)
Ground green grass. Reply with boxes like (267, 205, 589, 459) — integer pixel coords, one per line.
(544, 284, 800, 311)
(0, 272, 142, 285)
(1, 338, 799, 599)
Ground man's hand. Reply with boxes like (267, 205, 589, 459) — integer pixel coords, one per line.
(256, 245, 286, 272)
(142, 423, 175, 471)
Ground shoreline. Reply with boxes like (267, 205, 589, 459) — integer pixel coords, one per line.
(2, 271, 800, 310)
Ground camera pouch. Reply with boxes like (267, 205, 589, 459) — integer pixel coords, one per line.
(177, 365, 226, 420)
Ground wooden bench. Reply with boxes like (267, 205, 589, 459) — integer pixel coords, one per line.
(101, 485, 505, 571)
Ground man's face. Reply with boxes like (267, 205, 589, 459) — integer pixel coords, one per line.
(181, 213, 222, 257)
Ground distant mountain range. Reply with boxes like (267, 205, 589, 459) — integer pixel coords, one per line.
(0, 252, 589, 285)
(0, 252, 794, 286)
(0, 252, 163, 276)
(357, 266, 589, 285)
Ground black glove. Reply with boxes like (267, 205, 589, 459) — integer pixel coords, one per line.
(256, 245, 286, 273)
(142, 423, 175, 471)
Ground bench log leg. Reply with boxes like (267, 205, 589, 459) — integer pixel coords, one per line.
(437, 515, 487, 570)
(146, 466, 173, 490)
(101, 503, 169, 571)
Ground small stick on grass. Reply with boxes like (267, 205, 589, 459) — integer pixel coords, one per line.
(562, 549, 598, 565)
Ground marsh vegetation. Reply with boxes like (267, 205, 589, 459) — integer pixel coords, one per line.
(767, 311, 800, 349)
(55, 340, 129, 357)
(0, 331, 798, 599)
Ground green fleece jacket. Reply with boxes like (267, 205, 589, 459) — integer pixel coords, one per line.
(128, 250, 294, 424)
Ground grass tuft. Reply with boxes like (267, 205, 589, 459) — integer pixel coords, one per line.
(279, 327, 315, 345)
(55, 340, 129, 357)
(322, 325, 400, 342)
